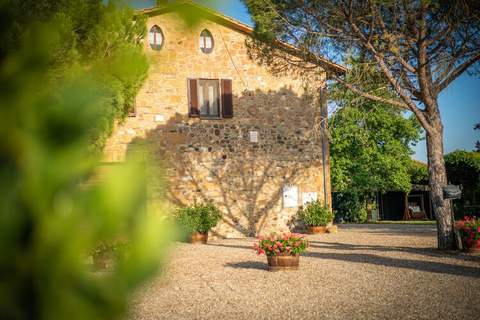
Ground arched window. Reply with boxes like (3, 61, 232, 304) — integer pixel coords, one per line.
(149, 25, 164, 50)
(199, 29, 214, 54)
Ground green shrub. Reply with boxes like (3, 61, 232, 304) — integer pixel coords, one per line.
(333, 192, 368, 223)
(408, 160, 429, 184)
(175, 202, 222, 233)
(0, 23, 173, 320)
(445, 150, 480, 219)
(300, 200, 334, 226)
(354, 205, 368, 223)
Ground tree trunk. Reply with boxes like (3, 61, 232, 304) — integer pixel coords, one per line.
(425, 111, 455, 250)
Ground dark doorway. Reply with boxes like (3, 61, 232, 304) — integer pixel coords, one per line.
(379, 191, 405, 220)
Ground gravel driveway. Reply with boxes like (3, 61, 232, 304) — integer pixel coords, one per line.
(129, 224, 480, 320)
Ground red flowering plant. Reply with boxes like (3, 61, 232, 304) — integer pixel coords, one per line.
(253, 233, 309, 256)
(454, 216, 480, 250)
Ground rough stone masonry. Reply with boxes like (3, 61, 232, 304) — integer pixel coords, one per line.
(103, 7, 331, 238)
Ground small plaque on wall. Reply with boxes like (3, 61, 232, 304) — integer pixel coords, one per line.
(249, 131, 258, 143)
(283, 185, 298, 208)
(302, 192, 318, 206)
(154, 114, 165, 122)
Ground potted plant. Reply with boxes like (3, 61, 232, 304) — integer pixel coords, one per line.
(175, 202, 222, 244)
(300, 200, 334, 234)
(254, 233, 309, 271)
(454, 215, 480, 252)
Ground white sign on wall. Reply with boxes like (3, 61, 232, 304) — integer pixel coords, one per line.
(283, 185, 298, 208)
(154, 114, 165, 122)
(302, 192, 318, 206)
(249, 131, 258, 143)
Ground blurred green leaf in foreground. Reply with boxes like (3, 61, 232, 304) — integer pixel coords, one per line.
(0, 8, 174, 320)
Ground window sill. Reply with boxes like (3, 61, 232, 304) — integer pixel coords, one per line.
(199, 116, 223, 120)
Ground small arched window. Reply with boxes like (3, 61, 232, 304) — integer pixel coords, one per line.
(199, 29, 214, 54)
(149, 25, 164, 50)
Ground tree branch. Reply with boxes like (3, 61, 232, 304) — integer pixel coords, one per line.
(332, 75, 407, 108)
(333, 74, 432, 132)
(416, 3, 438, 109)
(435, 52, 480, 93)
(342, 7, 427, 117)
(331, 3, 433, 131)
(368, 1, 417, 74)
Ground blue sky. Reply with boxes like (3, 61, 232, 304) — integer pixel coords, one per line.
(133, 0, 480, 161)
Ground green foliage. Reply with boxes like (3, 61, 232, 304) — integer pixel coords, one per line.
(1, 0, 148, 153)
(175, 202, 222, 234)
(333, 192, 368, 223)
(243, 0, 284, 42)
(324, 57, 421, 224)
(452, 202, 479, 219)
(330, 58, 422, 194)
(445, 150, 480, 218)
(0, 23, 174, 319)
(409, 160, 429, 185)
(445, 150, 480, 197)
(445, 150, 480, 178)
(300, 200, 334, 226)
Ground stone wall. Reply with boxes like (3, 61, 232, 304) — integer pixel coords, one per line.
(103, 11, 330, 237)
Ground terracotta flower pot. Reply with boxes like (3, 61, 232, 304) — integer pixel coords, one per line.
(267, 254, 299, 271)
(190, 231, 208, 244)
(308, 226, 327, 234)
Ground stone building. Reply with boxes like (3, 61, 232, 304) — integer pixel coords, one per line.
(103, 1, 346, 238)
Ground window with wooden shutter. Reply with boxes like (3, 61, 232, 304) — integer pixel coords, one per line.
(187, 78, 199, 117)
(198, 79, 220, 118)
(187, 78, 233, 119)
(221, 79, 233, 118)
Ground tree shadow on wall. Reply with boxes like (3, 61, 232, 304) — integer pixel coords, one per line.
(126, 87, 326, 237)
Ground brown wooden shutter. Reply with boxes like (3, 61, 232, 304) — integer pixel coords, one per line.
(188, 78, 199, 117)
(221, 79, 233, 118)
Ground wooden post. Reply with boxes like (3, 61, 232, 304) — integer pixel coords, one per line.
(403, 192, 410, 221)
